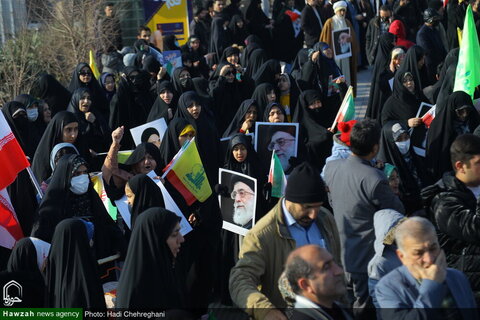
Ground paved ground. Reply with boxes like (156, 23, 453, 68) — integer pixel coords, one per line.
(354, 65, 373, 119)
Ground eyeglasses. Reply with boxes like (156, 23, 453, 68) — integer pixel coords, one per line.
(225, 71, 235, 76)
(231, 189, 254, 200)
(79, 71, 92, 76)
(267, 138, 295, 151)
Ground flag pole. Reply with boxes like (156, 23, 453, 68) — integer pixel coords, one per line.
(330, 86, 353, 131)
(26, 166, 44, 200)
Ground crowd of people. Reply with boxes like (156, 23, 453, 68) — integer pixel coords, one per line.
(2, 0, 480, 319)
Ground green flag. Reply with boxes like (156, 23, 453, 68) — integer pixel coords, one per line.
(453, 5, 480, 98)
(268, 151, 287, 198)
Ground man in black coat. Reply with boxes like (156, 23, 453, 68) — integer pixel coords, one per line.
(416, 8, 447, 86)
(365, 5, 392, 66)
(301, 0, 325, 48)
(422, 134, 480, 299)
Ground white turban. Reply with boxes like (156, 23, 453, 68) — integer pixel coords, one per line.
(333, 1, 347, 12)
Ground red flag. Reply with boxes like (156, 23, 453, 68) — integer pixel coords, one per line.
(0, 189, 23, 249)
(0, 112, 30, 190)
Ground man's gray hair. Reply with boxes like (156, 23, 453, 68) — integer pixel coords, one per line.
(284, 255, 314, 294)
(395, 216, 436, 252)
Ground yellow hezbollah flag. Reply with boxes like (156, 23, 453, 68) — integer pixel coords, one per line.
(89, 50, 101, 80)
(162, 137, 211, 205)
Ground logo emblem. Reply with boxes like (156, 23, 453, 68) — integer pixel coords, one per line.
(3, 280, 22, 306)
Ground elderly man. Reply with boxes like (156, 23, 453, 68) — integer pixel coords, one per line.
(319, 0, 359, 94)
(230, 176, 255, 228)
(376, 217, 477, 319)
(229, 162, 341, 320)
(268, 128, 296, 172)
(284, 245, 352, 320)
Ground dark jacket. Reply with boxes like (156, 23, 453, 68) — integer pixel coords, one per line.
(421, 171, 480, 293)
(365, 17, 383, 66)
(301, 4, 324, 48)
(416, 24, 447, 87)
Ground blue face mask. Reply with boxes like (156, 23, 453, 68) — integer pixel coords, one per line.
(27, 108, 38, 122)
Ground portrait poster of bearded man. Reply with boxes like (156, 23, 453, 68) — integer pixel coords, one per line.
(218, 169, 257, 236)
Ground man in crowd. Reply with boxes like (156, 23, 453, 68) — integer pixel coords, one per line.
(284, 245, 352, 320)
(376, 217, 477, 319)
(324, 119, 404, 316)
(422, 134, 480, 301)
(416, 8, 447, 86)
(320, 0, 359, 93)
(365, 5, 392, 66)
(301, 0, 325, 48)
(229, 162, 341, 320)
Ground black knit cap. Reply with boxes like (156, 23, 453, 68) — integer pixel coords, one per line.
(285, 162, 328, 204)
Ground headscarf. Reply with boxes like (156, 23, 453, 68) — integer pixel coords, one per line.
(171, 67, 193, 95)
(244, 48, 267, 79)
(252, 59, 281, 86)
(67, 63, 109, 119)
(32, 111, 86, 183)
(158, 118, 192, 170)
(147, 81, 176, 123)
(426, 91, 480, 181)
(293, 90, 332, 169)
(251, 82, 276, 116)
(229, 14, 248, 46)
(163, 34, 181, 51)
(109, 67, 155, 148)
(115, 208, 184, 309)
(45, 219, 106, 308)
(380, 70, 424, 126)
(397, 45, 426, 91)
(313, 42, 343, 94)
(389, 20, 414, 49)
(241, 35, 263, 68)
(99, 72, 116, 102)
(366, 32, 396, 120)
(30, 73, 71, 116)
(124, 142, 163, 176)
(209, 17, 232, 65)
(224, 133, 260, 178)
(378, 121, 427, 197)
(7, 238, 47, 297)
(127, 174, 166, 229)
(174, 91, 221, 185)
(263, 102, 287, 122)
(32, 154, 123, 258)
(290, 48, 310, 80)
(223, 99, 258, 138)
(2, 101, 32, 156)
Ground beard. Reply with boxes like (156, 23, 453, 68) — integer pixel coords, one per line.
(233, 199, 255, 226)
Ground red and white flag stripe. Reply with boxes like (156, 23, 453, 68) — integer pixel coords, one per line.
(0, 188, 23, 249)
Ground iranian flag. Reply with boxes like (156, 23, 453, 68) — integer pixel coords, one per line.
(91, 173, 118, 221)
(331, 86, 355, 130)
(0, 189, 23, 249)
(0, 112, 29, 248)
(0, 112, 30, 190)
(422, 105, 436, 128)
(268, 151, 287, 198)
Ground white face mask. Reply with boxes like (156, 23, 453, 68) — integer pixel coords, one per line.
(70, 174, 90, 195)
(27, 108, 38, 122)
(395, 139, 410, 155)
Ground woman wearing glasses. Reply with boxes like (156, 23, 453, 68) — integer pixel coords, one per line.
(67, 63, 110, 121)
